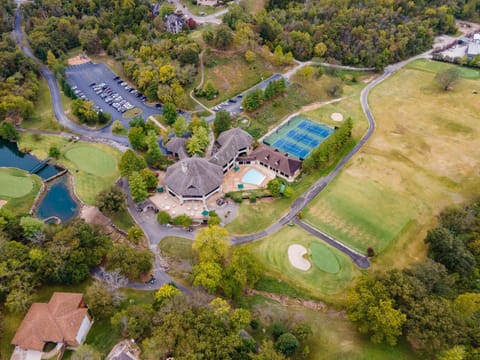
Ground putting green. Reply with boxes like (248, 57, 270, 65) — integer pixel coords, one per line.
(309, 242, 340, 274)
(64, 146, 117, 177)
(0, 169, 35, 198)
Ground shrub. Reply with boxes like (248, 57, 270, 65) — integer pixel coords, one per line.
(232, 194, 243, 203)
(250, 319, 260, 330)
(271, 322, 288, 340)
(275, 333, 299, 356)
(157, 211, 171, 225)
(249, 195, 256, 203)
(367, 247, 376, 257)
(48, 146, 61, 159)
(172, 214, 192, 227)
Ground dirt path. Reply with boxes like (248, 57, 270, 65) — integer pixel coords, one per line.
(247, 289, 345, 318)
(189, 50, 214, 115)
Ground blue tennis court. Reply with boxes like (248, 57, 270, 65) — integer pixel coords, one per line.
(263, 116, 335, 159)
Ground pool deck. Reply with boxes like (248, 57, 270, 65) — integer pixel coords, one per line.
(223, 164, 275, 193)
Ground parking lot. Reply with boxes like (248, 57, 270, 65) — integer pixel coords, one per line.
(66, 62, 162, 128)
(207, 73, 286, 121)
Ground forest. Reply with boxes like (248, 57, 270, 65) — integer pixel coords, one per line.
(347, 199, 480, 358)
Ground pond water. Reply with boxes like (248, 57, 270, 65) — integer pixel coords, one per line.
(0, 139, 61, 179)
(36, 175, 79, 223)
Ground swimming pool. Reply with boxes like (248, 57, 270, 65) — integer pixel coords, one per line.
(242, 168, 266, 186)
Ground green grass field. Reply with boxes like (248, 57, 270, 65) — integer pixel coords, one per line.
(159, 236, 194, 260)
(310, 242, 340, 274)
(110, 209, 135, 231)
(18, 134, 121, 205)
(244, 225, 358, 300)
(64, 146, 117, 177)
(305, 59, 480, 269)
(0, 168, 42, 214)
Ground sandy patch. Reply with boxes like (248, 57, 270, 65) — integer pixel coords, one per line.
(288, 244, 311, 271)
(330, 112, 344, 122)
(67, 53, 91, 66)
(0, 200, 7, 208)
(80, 205, 110, 226)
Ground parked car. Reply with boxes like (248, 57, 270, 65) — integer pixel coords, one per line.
(89, 82, 96, 87)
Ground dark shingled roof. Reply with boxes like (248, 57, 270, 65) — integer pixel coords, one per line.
(165, 156, 223, 197)
(165, 137, 188, 159)
(210, 128, 253, 168)
(242, 146, 302, 177)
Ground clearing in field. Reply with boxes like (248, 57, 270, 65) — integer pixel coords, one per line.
(305, 59, 480, 268)
(64, 146, 117, 177)
(244, 225, 358, 299)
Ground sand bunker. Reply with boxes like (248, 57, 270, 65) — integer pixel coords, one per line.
(330, 112, 344, 122)
(0, 200, 7, 208)
(288, 244, 311, 271)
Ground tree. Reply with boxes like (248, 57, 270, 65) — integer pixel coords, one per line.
(192, 225, 229, 264)
(223, 247, 261, 298)
(145, 131, 164, 168)
(96, 186, 126, 214)
(19, 216, 44, 243)
(157, 211, 171, 225)
(347, 276, 406, 346)
(314, 42, 327, 57)
(438, 346, 466, 360)
(245, 50, 256, 63)
(213, 110, 231, 136)
(119, 150, 147, 177)
(172, 214, 193, 227)
(172, 116, 188, 137)
(107, 244, 153, 279)
(71, 345, 101, 360)
(139, 168, 158, 191)
(242, 89, 264, 111)
(155, 284, 181, 306)
(0, 122, 18, 140)
(111, 304, 154, 340)
(128, 126, 146, 150)
(275, 333, 300, 356)
(435, 68, 460, 91)
(251, 340, 286, 360)
(129, 172, 148, 203)
(84, 281, 114, 319)
(127, 226, 144, 244)
(214, 25, 234, 50)
(192, 261, 223, 293)
(203, 80, 218, 100)
(186, 126, 209, 156)
(112, 120, 124, 133)
(267, 178, 283, 197)
(48, 146, 61, 159)
(162, 102, 177, 125)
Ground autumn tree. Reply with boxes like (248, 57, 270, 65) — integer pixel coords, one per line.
(96, 186, 126, 214)
(119, 149, 146, 177)
(435, 68, 460, 91)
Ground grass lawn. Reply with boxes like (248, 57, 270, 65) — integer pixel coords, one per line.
(122, 108, 142, 118)
(22, 79, 64, 131)
(158, 236, 194, 260)
(18, 134, 121, 205)
(305, 59, 480, 270)
(243, 225, 359, 301)
(250, 300, 417, 360)
(110, 208, 136, 231)
(0, 168, 42, 214)
(310, 242, 340, 273)
(241, 0, 268, 14)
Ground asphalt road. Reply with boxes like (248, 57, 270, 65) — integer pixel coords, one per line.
(170, 0, 233, 24)
(66, 62, 163, 128)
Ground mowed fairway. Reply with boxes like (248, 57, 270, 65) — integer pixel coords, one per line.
(305, 59, 480, 268)
(62, 144, 120, 204)
(310, 242, 340, 273)
(244, 225, 358, 299)
(0, 168, 42, 214)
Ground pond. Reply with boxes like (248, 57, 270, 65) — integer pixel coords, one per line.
(36, 175, 79, 223)
(0, 138, 61, 179)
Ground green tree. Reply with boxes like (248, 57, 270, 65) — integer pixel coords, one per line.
(119, 150, 146, 177)
(172, 214, 193, 227)
(267, 178, 282, 197)
(186, 126, 209, 156)
(129, 172, 148, 202)
(128, 126, 146, 150)
(192, 225, 229, 263)
(112, 120, 124, 133)
(111, 304, 154, 340)
(139, 168, 158, 191)
(95, 186, 126, 214)
(223, 247, 261, 299)
(162, 102, 177, 125)
(155, 284, 181, 306)
(192, 261, 223, 293)
(213, 110, 231, 136)
(251, 340, 286, 360)
(242, 89, 264, 111)
(438, 346, 466, 360)
(245, 50, 256, 63)
(214, 25, 234, 50)
(84, 281, 114, 319)
(435, 68, 460, 91)
(145, 131, 164, 168)
(157, 211, 171, 225)
(127, 226, 144, 244)
(19, 216, 44, 242)
(275, 333, 300, 356)
(107, 244, 153, 279)
(0, 122, 18, 140)
(48, 146, 61, 159)
(72, 345, 102, 360)
(172, 116, 188, 137)
(347, 276, 406, 346)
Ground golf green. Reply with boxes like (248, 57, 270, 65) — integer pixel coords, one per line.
(0, 169, 35, 198)
(309, 242, 340, 274)
(64, 146, 117, 177)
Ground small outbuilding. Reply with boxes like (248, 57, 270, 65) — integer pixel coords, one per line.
(165, 156, 224, 204)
